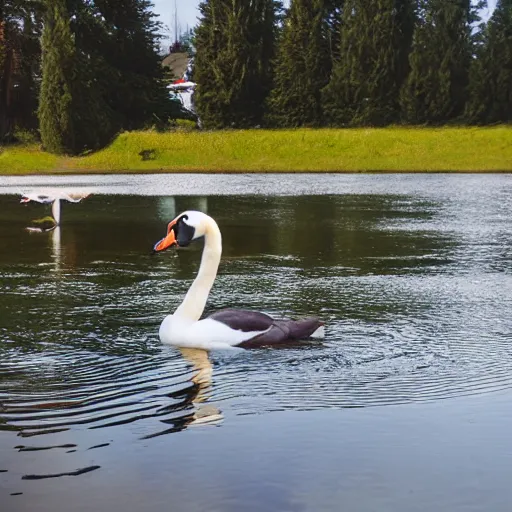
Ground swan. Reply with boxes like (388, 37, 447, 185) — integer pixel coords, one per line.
(153, 211, 324, 350)
(20, 191, 90, 229)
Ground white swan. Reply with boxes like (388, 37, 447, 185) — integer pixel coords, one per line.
(20, 191, 90, 228)
(153, 211, 324, 350)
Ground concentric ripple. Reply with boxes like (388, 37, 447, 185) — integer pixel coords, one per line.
(0, 347, 208, 437)
(1, 180, 512, 480)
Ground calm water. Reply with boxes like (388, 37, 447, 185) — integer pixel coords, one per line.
(1, 174, 512, 511)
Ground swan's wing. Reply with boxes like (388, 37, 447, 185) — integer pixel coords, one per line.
(207, 309, 275, 332)
(61, 192, 90, 203)
(206, 309, 323, 348)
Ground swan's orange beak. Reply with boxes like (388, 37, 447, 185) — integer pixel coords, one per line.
(153, 220, 178, 253)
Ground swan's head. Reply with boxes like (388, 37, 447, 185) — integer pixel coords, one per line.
(153, 211, 210, 253)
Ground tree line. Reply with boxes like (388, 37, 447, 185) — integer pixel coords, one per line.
(1, 0, 181, 154)
(195, 0, 512, 129)
(1, 0, 511, 155)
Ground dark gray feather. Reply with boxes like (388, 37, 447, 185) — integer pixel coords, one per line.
(207, 309, 274, 333)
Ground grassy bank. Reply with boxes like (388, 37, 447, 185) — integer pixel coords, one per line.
(1, 127, 511, 174)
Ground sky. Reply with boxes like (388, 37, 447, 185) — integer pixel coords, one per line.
(152, 0, 290, 42)
(152, 0, 202, 41)
(152, 0, 497, 43)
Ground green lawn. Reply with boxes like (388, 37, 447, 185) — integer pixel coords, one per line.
(1, 126, 511, 174)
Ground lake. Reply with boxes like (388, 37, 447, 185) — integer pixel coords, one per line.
(1, 174, 512, 511)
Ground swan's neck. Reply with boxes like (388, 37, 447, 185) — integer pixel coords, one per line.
(52, 199, 61, 225)
(174, 218, 222, 322)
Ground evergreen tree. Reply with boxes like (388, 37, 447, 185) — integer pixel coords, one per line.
(194, 0, 279, 129)
(93, 0, 172, 130)
(466, 0, 512, 123)
(323, 0, 415, 126)
(39, 0, 112, 154)
(324, 0, 344, 63)
(394, 0, 416, 94)
(0, 0, 43, 141)
(267, 0, 330, 127)
(38, 0, 76, 153)
(39, 0, 174, 155)
(1, 2, 12, 139)
(400, 0, 475, 124)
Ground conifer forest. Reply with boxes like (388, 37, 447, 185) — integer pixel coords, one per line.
(0, 0, 511, 155)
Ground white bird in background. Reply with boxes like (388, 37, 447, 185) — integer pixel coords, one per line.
(20, 191, 90, 230)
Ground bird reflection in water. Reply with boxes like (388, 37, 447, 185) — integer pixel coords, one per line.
(21, 191, 90, 231)
(179, 348, 223, 426)
(50, 226, 62, 273)
(142, 348, 223, 439)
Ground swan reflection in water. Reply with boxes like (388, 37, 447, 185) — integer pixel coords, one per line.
(21, 191, 90, 231)
(143, 348, 223, 439)
(51, 225, 62, 273)
(179, 348, 223, 426)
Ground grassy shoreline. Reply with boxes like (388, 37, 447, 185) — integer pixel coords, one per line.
(1, 127, 511, 174)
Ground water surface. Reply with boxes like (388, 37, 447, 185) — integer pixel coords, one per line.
(1, 174, 511, 511)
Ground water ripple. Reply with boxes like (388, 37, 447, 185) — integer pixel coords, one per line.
(1, 186, 512, 484)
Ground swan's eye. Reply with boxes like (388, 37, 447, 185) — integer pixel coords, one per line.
(168, 214, 187, 235)
(175, 217, 195, 247)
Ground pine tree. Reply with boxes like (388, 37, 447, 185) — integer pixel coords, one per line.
(0, 0, 43, 141)
(39, 0, 113, 154)
(93, 0, 172, 130)
(324, 0, 344, 63)
(267, 0, 330, 127)
(194, 0, 279, 129)
(400, 0, 474, 124)
(13, 4, 44, 135)
(466, 0, 512, 123)
(0, 2, 10, 139)
(322, 0, 415, 126)
(38, 0, 76, 153)
(394, 0, 416, 94)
